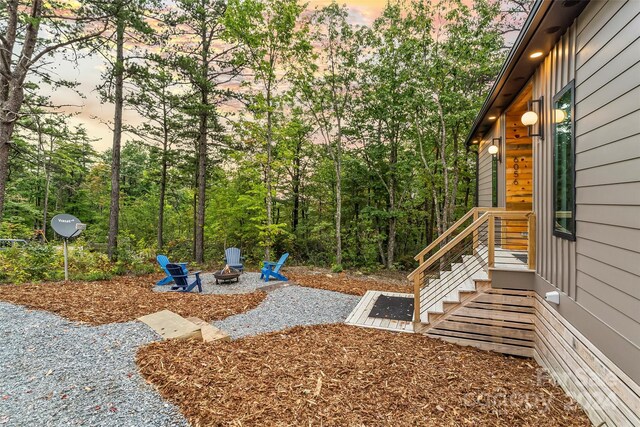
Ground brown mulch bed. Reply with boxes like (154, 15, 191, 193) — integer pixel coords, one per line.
(287, 268, 412, 296)
(0, 275, 265, 325)
(137, 324, 589, 426)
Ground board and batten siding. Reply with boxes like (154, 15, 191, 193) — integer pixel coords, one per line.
(477, 119, 503, 208)
(533, 0, 640, 351)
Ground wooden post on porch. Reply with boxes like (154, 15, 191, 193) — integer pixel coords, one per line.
(488, 214, 495, 269)
(472, 208, 479, 253)
(528, 213, 536, 270)
(413, 275, 421, 324)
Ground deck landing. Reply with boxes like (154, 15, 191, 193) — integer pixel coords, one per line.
(345, 290, 414, 333)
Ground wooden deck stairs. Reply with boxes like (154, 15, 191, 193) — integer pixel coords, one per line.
(346, 208, 537, 357)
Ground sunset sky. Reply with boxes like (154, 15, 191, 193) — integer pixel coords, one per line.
(49, 1, 388, 152)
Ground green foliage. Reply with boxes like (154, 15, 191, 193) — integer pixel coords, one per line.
(331, 263, 343, 274)
(2, 0, 512, 276)
(0, 243, 154, 284)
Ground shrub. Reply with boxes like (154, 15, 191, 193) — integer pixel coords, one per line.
(0, 242, 154, 284)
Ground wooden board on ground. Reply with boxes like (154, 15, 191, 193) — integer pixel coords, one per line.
(186, 317, 231, 343)
(138, 309, 202, 340)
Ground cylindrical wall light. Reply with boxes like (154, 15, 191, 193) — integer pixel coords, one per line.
(521, 96, 544, 139)
(489, 137, 501, 163)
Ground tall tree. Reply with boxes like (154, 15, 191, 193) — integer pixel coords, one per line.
(351, 3, 414, 268)
(409, 0, 504, 233)
(94, 0, 158, 260)
(0, 0, 105, 220)
(171, 0, 239, 263)
(126, 59, 184, 251)
(225, 0, 310, 259)
(295, 2, 359, 268)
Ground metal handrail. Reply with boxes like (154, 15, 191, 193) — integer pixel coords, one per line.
(410, 209, 535, 324)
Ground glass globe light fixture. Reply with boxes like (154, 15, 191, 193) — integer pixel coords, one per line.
(521, 110, 539, 126)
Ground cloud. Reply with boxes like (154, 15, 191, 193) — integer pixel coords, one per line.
(39, 1, 387, 152)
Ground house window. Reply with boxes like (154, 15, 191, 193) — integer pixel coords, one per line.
(491, 155, 498, 207)
(553, 81, 576, 239)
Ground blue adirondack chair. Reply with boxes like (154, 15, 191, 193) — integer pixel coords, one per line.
(224, 247, 244, 272)
(260, 253, 289, 282)
(156, 255, 188, 286)
(166, 263, 202, 293)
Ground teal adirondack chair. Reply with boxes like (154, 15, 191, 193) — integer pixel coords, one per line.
(260, 253, 289, 282)
(156, 255, 188, 286)
(166, 263, 202, 293)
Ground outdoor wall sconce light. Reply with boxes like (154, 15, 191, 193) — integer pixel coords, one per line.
(521, 96, 544, 139)
(488, 137, 501, 162)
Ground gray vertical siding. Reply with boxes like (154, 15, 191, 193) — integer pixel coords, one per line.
(477, 120, 503, 208)
(477, 124, 505, 252)
(534, 0, 640, 350)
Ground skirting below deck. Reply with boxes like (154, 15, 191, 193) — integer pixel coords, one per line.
(425, 288, 536, 358)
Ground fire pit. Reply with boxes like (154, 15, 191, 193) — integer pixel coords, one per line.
(213, 266, 241, 285)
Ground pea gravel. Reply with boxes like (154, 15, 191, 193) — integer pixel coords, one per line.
(0, 302, 188, 427)
(213, 285, 361, 339)
(154, 272, 273, 295)
(0, 279, 362, 425)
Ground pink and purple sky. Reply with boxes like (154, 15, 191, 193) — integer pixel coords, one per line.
(49, 1, 388, 151)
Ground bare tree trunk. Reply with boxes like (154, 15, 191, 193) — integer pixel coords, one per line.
(264, 87, 273, 261)
(157, 121, 168, 251)
(42, 136, 53, 237)
(0, 122, 15, 220)
(292, 135, 301, 232)
(386, 137, 398, 269)
(194, 109, 207, 263)
(435, 95, 449, 230)
(107, 13, 125, 260)
(193, 11, 209, 264)
(334, 154, 342, 266)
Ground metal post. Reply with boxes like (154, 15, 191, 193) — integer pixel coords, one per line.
(413, 275, 421, 325)
(528, 213, 536, 270)
(488, 215, 495, 269)
(63, 238, 69, 281)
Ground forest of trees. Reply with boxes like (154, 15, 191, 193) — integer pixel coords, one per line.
(0, 0, 530, 272)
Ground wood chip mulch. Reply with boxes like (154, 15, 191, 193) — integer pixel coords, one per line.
(0, 275, 265, 325)
(137, 324, 590, 426)
(288, 271, 412, 296)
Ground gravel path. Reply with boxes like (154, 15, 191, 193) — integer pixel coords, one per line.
(154, 272, 272, 295)
(214, 285, 360, 339)
(0, 302, 188, 427)
(0, 279, 361, 425)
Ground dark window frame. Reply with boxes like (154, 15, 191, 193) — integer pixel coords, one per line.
(491, 155, 498, 208)
(552, 80, 576, 241)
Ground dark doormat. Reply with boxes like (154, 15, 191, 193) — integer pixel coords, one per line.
(369, 295, 414, 321)
(513, 253, 528, 264)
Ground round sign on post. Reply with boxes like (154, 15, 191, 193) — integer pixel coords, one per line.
(51, 214, 85, 281)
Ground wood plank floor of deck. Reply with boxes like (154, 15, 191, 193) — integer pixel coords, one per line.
(345, 290, 415, 333)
